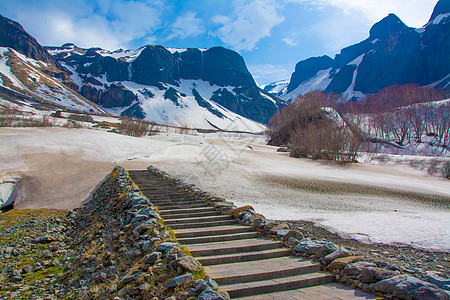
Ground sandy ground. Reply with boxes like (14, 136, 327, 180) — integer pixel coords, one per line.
(1, 127, 449, 251)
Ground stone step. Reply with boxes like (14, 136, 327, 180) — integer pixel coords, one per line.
(177, 232, 259, 244)
(196, 248, 290, 266)
(232, 283, 380, 299)
(221, 272, 334, 298)
(152, 200, 200, 207)
(164, 215, 231, 225)
(160, 210, 220, 219)
(168, 220, 237, 230)
(206, 257, 321, 285)
(140, 192, 191, 198)
(173, 225, 253, 238)
(158, 207, 217, 215)
(157, 203, 207, 209)
(189, 239, 281, 256)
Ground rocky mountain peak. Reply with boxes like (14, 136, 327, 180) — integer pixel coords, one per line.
(369, 13, 409, 39)
(429, 0, 450, 22)
(0, 15, 59, 66)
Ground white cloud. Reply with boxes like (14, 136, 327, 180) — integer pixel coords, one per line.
(289, 0, 436, 27)
(283, 37, 298, 47)
(166, 11, 205, 40)
(213, 0, 285, 51)
(1, 0, 163, 50)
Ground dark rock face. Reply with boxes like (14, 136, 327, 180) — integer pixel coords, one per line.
(287, 56, 333, 93)
(0, 15, 58, 66)
(99, 84, 137, 108)
(47, 43, 284, 124)
(132, 45, 179, 86)
(120, 103, 146, 119)
(429, 0, 450, 22)
(199, 47, 256, 87)
(281, 0, 450, 100)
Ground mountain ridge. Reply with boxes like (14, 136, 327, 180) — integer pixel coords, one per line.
(267, 0, 450, 102)
(0, 14, 286, 131)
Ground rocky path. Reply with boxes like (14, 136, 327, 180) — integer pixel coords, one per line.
(129, 170, 377, 299)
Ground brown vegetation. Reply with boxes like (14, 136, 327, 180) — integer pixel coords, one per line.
(267, 91, 360, 162)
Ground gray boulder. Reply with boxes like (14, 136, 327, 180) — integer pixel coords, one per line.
(374, 274, 409, 294)
(197, 287, 225, 300)
(177, 256, 202, 272)
(324, 248, 350, 264)
(165, 273, 194, 288)
(343, 262, 376, 277)
(393, 276, 434, 299)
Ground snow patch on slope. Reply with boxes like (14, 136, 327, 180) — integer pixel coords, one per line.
(119, 80, 265, 132)
(342, 54, 365, 100)
(281, 68, 333, 102)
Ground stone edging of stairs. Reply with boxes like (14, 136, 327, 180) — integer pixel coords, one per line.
(147, 165, 450, 300)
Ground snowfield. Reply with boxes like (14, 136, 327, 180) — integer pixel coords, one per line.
(1, 127, 449, 252)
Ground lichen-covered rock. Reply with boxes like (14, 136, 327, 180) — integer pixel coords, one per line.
(414, 285, 450, 300)
(393, 276, 435, 300)
(282, 230, 304, 242)
(360, 267, 398, 283)
(230, 206, 254, 219)
(315, 242, 338, 259)
(373, 275, 410, 294)
(294, 239, 327, 255)
(343, 262, 376, 277)
(177, 256, 202, 272)
(324, 248, 350, 264)
(197, 287, 225, 300)
(165, 273, 194, 288)
(328, 256, 363, 270)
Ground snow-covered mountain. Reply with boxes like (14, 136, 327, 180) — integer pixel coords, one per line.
(261, 79, 289, 97)
(270, 0, 450, 102)
(0, 16, 103, 113)
(0, 15, 286, 131)
(45, 43, 285, 130)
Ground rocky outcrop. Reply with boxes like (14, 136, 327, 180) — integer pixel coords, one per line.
(0, 15, 59, 66)
(99, 83, 137, 108)
(286, 56, 333, 94)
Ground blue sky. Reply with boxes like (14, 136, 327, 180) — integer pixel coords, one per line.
(0, 0, 438, 85)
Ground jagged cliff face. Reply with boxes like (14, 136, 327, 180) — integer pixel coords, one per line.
(272, 0, 450, 101)
(0, 14, 58, 66)
(47, 43, 285, 126)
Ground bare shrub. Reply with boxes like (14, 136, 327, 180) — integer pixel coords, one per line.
(63, 120, 83, 129)
(267, 91, 333, 145)
(117, 118, 150, 137)
(290, 120, 360, 162)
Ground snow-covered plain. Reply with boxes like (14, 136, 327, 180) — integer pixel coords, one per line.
(1, 126, 449, 252)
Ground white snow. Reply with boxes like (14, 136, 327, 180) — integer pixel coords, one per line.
(427, 73, 450, 89)
(281, 68, 333, 102)
(165, 47, 188, 54)
(262, 79, 289, 95)
(96, 47, 145, 62)
(432, 13, 450, 25)
(118, 80, 265, 132)
(370, 38, 380, 44)
(342, 54, 365, 100)
(1, 126, 449, 251)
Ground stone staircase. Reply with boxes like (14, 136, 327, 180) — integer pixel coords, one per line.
(129, 170, 376, 299)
